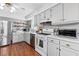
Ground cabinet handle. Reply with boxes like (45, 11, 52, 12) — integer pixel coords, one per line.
(56, 48, 59, 50)
(51, 40, 53, 42)
(66, 44, 70, 47)
(47, 18, 50, 20)
(63, 19, 66, 21)
(59, 49, 61, 51)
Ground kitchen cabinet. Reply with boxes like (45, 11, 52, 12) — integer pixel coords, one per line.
(47, 37, 79, 56)
(51, 4, 63, 23)
(13, 33, 18, 43)
(48, 43, 59, 56)
(64, 3, 79, 21)
(34, 15, 38, 26)
(48, 38, 59, 56)
(39, 9, 52, 26)
(40, 9, 51, 22)
(60, 40, 79, 51)
(60, 46, 79, 56)
(45, 9, 51, 20)
(18, 32, 24, 42)
(13, 31, 24, 43)
(60, 40, 79, 56)
(34, 14, 40, 26)
(24, 32, 30, 44)
(40, 11, 45, 21)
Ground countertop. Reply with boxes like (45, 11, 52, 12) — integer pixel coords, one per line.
(48, 35, 79, 44)
(35, 32, 79, 44)
(13, 31, 30, 34)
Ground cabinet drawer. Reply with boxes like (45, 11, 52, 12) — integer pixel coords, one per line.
(48, 37, 59, 44)
(60, 40, 79, 51)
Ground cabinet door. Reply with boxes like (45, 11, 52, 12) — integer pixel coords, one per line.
(34, 15, 40, 26)
(64, 3, 79, 21)
(60, 46, 79, 56)
(24, 33, 30, 44)
(13, 33, 18, 43)
(45, 9, 51, 20)
(51, 4, 63, 23)
(40, 12, 45, 20)
(48, 43, 59, 56)
(18, 33, 24, 42)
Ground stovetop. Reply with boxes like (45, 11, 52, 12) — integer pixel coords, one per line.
(38, 33, 51, 35)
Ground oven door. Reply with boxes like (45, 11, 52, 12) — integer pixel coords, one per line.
(36, 35, 47, 55)
(39, 39, 43, 48)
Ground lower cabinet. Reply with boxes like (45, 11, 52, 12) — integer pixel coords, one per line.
(24, 32, 30, 44)
(13, 32, 24, 43)
(48, 38, 59, 56)
(47, 37, 79, 56)
(60, 46, 79, 56)
(48, 43, 59, 56)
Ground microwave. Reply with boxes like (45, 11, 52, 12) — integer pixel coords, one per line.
(58, 29, 76, 37)
(54, 29, 76, 38)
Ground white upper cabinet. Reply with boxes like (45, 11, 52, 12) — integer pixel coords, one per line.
(45, 9, 51, 20)
(34, 14, 40, 26)
(40, 8, 51, 22)
(34, 15, 38, 26)
(64, 3, 79, 21)
(40, 11, 45, 20)
(51, 4, 63, 23)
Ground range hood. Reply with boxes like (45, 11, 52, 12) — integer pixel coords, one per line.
(40, 20, 52, 26)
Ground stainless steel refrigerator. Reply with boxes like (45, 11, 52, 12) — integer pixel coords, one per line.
(0, 21, 12, 46)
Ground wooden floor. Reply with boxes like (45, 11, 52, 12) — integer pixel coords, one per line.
(0, 42, 40, 56)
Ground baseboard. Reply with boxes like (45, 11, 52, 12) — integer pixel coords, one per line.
(12, 41, 25, 45)
(0, 44, 10, 48)
(0, 41, 25, 48)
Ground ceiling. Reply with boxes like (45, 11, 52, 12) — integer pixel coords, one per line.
(0, 3, 50, 20)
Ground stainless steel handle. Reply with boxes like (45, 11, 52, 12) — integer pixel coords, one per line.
(59, 49, 61, 51)
(66, 44, 70, 47)
(51, 40, 53, 42)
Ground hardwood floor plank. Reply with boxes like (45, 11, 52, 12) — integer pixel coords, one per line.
(0, 42, 40, 56)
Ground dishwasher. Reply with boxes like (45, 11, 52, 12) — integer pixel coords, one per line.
(30, 33, 35, 49)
